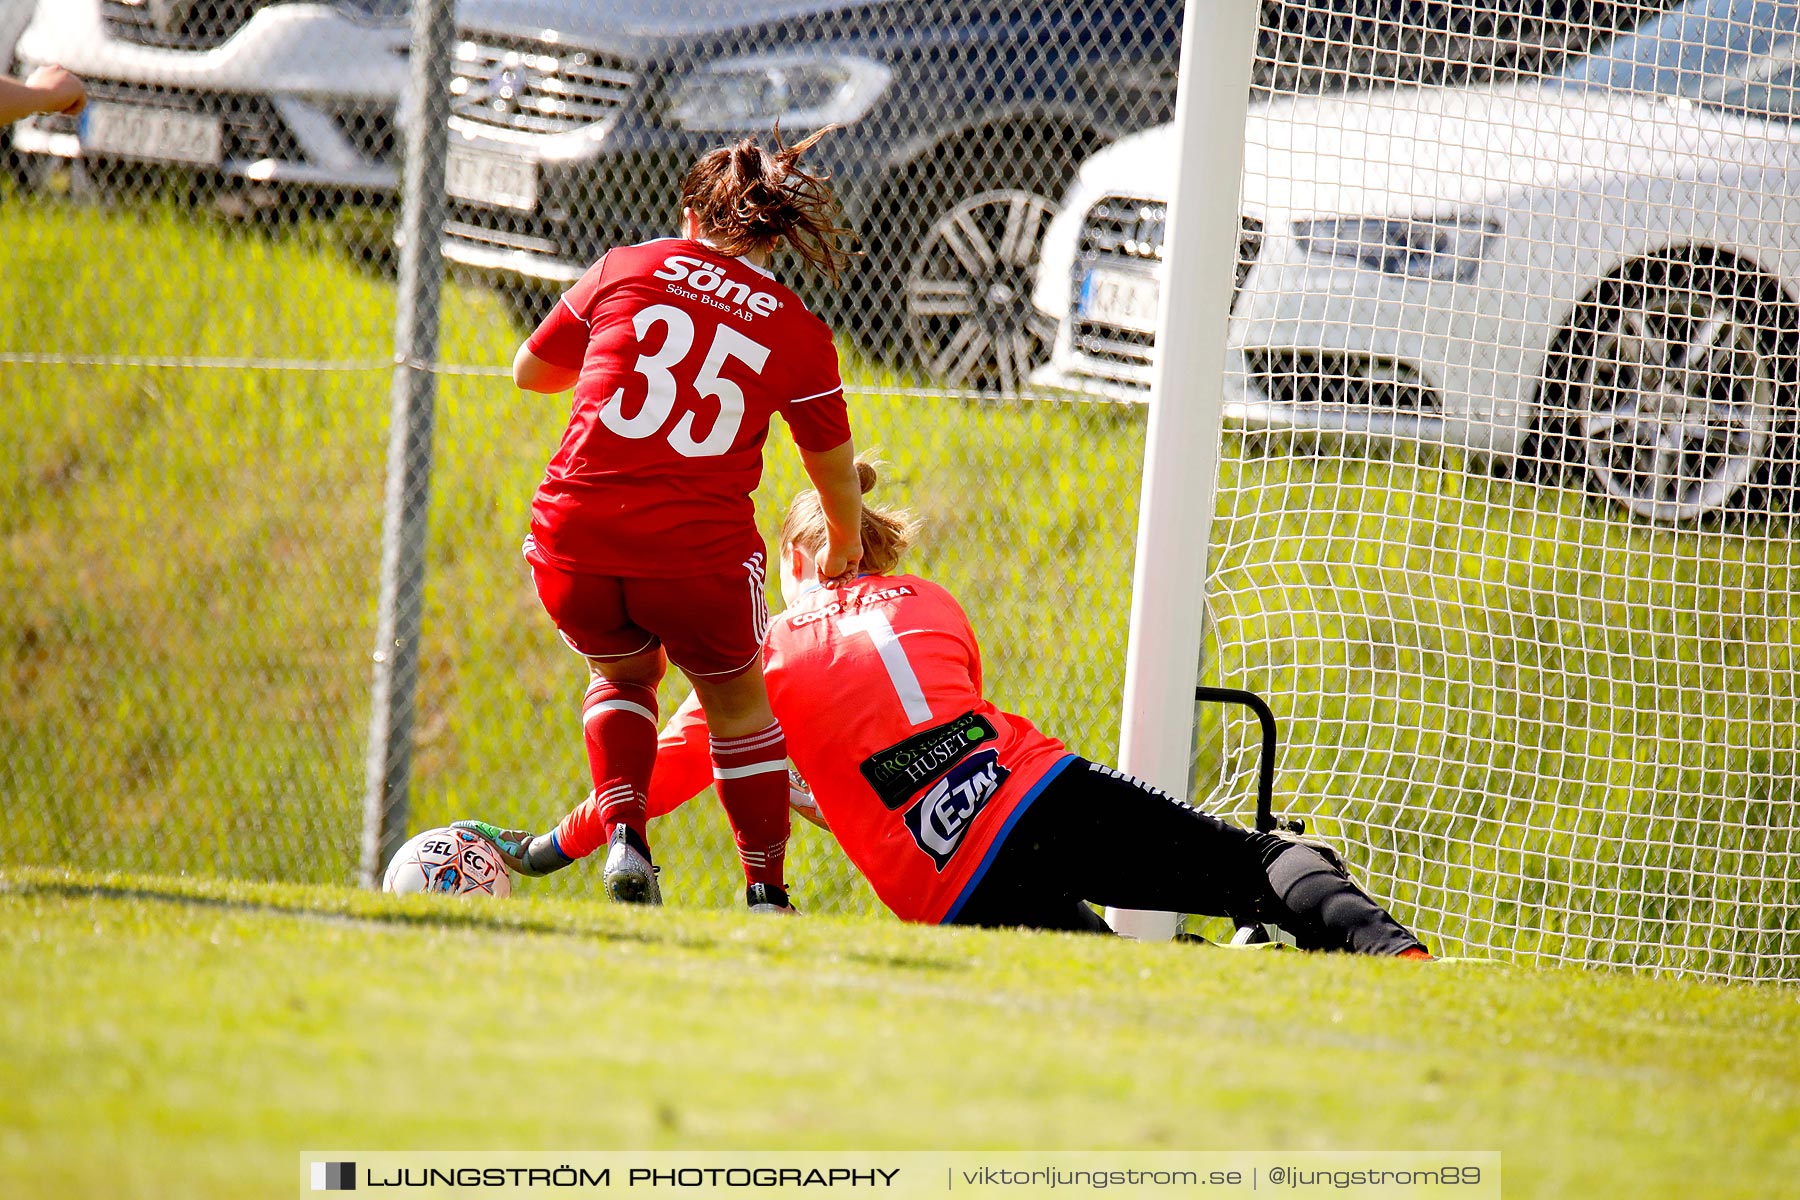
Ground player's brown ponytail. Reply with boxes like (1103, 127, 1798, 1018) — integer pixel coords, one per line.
(679, 125, 855, 283)
(782, 458, 919, 575)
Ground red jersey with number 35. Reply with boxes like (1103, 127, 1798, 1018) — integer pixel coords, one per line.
(648, 574, 1075, 924)
(524, 238, 850, 576)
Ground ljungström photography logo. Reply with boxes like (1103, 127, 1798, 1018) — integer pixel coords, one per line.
(310, 1161, 356, 1191)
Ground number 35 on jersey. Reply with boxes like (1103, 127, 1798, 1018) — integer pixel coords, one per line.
(602, 304, 771, 459)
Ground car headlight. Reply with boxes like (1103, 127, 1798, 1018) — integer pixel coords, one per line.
(1292, 216, 1499, 282)
(669, 55, 892, 132)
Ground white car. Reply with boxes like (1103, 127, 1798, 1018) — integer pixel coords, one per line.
(1033, 0, 1800, 523)
(1, 0, 31, 68)
(9, 0, 408, 201)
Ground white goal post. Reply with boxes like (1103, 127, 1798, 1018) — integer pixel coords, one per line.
(1109, 0, 1259, 940)
(1104, 0, 1800, 979)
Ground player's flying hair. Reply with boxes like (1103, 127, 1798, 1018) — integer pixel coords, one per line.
(782, 459, 919, 574)
(679, 125, 856, 283)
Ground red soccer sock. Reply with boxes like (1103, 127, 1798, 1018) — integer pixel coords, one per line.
(554, 679, 659, 860)
(710, 721, 792, 889)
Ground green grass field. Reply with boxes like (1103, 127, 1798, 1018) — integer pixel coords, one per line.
(2, 194, 1797, 977)
(0, 195, 1143, 914)
(4, 194, 1800, 1197)
(4, 869, 1797, 1200)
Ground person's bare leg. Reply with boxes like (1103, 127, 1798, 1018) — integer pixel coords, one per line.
(685, 660, 775, 736)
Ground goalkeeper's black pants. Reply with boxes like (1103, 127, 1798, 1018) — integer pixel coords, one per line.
(948, 757, 1426, 956)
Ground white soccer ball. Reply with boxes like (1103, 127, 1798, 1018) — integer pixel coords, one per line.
(382, 826, 513, 897)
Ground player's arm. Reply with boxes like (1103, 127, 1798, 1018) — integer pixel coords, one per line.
(782, 322, 860, 583)
(459, 686, 704, 875)
(797, 438, 862, 583)
(512, 344, 580, 393)
(0, 67, 85, 126)
(646, 692, 712, 819)
(513, 258, 608, 393)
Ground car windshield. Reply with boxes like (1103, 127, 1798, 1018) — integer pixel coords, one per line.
(1557, 0, 1800, 120)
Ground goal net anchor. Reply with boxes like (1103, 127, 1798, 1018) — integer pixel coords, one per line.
(1193, 685, 1306, 949)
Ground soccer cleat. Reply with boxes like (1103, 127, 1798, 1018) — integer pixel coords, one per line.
(746, 883, 798, 914)
(1258, 829, 1426, 955)
(602, 825, 662, 905)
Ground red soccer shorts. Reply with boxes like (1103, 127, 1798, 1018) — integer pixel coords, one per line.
(524, 538, 771, 680)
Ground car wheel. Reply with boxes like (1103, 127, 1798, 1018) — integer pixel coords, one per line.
(903, 187, 1060, 395)
(1544, 254, 1793, 524)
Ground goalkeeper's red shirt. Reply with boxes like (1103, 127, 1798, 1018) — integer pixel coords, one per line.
(648, 574, 1076, 923)
(524, 238, 850, 576)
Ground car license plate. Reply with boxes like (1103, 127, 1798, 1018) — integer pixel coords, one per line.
(1078, 265, 1161, 333)
(446, 144, 538, 211)
(79, 102, 223, 167)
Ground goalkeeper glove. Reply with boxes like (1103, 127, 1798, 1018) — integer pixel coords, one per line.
(451, 820, 573, 877)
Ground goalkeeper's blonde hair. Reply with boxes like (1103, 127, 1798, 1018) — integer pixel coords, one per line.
(781, 458, 919, 575)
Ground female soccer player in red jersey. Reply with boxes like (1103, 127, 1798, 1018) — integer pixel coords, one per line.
(457, 128, 863, 912)
(645, 463, 1430, 953)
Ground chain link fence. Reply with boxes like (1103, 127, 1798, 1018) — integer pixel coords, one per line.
(5, 1, 1795, 979)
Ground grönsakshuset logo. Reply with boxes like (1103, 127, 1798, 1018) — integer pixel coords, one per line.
(860, 711, 998, 810)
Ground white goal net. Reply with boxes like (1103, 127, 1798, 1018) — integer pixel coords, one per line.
(1065, 0, 1797, 980)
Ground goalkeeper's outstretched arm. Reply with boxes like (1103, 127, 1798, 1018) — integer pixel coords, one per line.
(647, 691, 829, 830)
(645, 692, 712, 820)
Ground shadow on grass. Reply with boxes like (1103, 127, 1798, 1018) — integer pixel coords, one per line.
(0, 869, 973, 976)
(2, 872, 715, 953)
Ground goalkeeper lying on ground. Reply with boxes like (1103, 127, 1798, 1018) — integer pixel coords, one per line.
(627, 461, 1428, 955)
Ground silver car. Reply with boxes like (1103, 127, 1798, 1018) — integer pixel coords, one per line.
(10, 0, 408, 202)
(1034, 0, 1800, 524)
(2, 0, 32, 68)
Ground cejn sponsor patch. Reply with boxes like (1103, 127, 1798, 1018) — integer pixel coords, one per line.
(860, 710, 998, 810)
(901, 750, 1010, 871)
